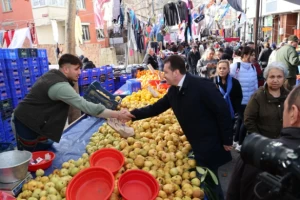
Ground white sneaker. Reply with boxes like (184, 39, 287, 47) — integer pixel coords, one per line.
(232, 141, 238, 148)
(235, 145, 242, 152)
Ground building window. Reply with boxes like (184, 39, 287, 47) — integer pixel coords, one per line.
(82, 25, 90, 41)
(77, 0, 85, 9)
(32, 0, 65, 8)
(96, 29, 105, 40)
(1, 0, 12, 12)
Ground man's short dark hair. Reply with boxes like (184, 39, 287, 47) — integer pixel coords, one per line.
(287, 85, 300, 111)
(217, 48, 224, 53)
(164, 55, 186, 74)
(59, 54, 83, 68)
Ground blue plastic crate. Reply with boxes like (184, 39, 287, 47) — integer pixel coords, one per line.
(27, 48, 38, 57)
(38, 49, 47, 58)
(120, 74, 132, 82)
(39, 57, 48, 67)
(32, 74, 41, 83)
(0, 77, 9, 89)
(106, 79, 114, 87)
(5, 59, 23, 77)
(0, 142, 15, 152)
(28, 57, 39, 67)
(3, 117, 11, 132)
(89, 68, 100, 81)
(0, 99, 13, 112)
(100, 82, 107, 88)
(126, 79, 141, 93)
(106, 85, 115, 92)
(1, 109, 13, 119)
(79, 84, 89, 96)
(78, 70, 91, 85)
(40, 66, 49, 75)
(17, 48, 29, 58)
(0, 59, 6, 78)
(106, 66, 113, 74)
(0, 87, 11, 100)
(8, 76, 22, 88)
(23, 75, 35, 85)
(0, 49, 4, 59)
(12, 96, 22, 108)
(23, 84, 32, 94)
(3, 49, 18, 59)
(11, 87, 24, 99)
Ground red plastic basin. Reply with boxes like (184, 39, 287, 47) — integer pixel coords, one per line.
(66, 167, 114, 200)
(90, 148, 125, 175)
(28, 151, 55, 172)
(118, 170, 159, 200)
(0, 191, 16, 200)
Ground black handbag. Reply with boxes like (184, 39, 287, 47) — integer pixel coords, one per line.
(194, 14, 205, 23)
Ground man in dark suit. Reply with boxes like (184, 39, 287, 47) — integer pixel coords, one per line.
(131, 55, 233, 200)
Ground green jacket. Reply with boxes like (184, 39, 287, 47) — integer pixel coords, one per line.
(244, 85, 289, 139)
(276, 44, 300, 78)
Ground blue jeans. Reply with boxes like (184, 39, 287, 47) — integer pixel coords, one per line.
(12, 116, 53, 152)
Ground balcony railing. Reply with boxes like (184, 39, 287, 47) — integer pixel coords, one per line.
(32, 0, 65, 8)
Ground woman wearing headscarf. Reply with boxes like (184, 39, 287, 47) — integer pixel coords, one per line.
(244, 62, 289, 139)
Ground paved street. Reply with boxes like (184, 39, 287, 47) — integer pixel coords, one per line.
(219, 150, 240, 198)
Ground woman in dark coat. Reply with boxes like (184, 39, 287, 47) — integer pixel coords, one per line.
(212, 60, 243, 120)
(258, 42, 273, 69)
(244, 62, 289, 139)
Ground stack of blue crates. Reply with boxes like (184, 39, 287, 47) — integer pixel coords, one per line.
(0, 48, 49, 146)
(78, 65, 116, 96)
(114, 73, 132, 91)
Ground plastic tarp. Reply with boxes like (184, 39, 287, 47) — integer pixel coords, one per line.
(44, 115, 105, 175)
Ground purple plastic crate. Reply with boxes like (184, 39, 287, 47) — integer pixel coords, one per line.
(106, 79, 114, 87)
(0, 59, 6, 78)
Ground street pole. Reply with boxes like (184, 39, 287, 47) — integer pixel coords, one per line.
(254, 0, 260, 58)
(243, 0, 247, 43)
(65, 0, 81, 124)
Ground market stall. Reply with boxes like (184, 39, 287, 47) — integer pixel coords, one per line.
(0, 69, 216, 200)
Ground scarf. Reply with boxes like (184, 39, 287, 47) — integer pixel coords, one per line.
(217, 75, 235, 119)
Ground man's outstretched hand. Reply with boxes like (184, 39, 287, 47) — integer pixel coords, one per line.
(117, 109, 135, 122)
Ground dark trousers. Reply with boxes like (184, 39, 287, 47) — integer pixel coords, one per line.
(13, 116, 53, 152)
(188, 66, 197, 75)
(234, 105, 247, 145)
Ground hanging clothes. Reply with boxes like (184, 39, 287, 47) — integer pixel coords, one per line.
(28, 23, 38, 45)
(3, 30, 15, 47)
(94, 0, 110, 29)
(51, 20, 59, 44)
(103, 0, 113, 28)
(163, 2, 180, 26)
(8, 28, 32, 48)
(112, 0, 120, 21)
(176, 1, 188, 22)
(0, 31, 4, 47)
(75, 15, 83, 46)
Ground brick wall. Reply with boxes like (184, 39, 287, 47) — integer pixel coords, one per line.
(36, 43, 118, 66)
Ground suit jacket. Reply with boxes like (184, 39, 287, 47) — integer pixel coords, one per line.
(131, 73, 233, 169)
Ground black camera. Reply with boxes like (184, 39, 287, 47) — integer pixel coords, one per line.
(241, 133, 300, 200)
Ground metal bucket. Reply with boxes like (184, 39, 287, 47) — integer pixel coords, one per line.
(0, 150, 32, 183)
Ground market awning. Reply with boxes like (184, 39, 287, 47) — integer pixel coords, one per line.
(283, 0, 300, 5)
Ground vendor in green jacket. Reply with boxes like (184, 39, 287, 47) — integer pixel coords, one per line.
(276, 35, 300, 91)
(12, 54, 134, 152)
